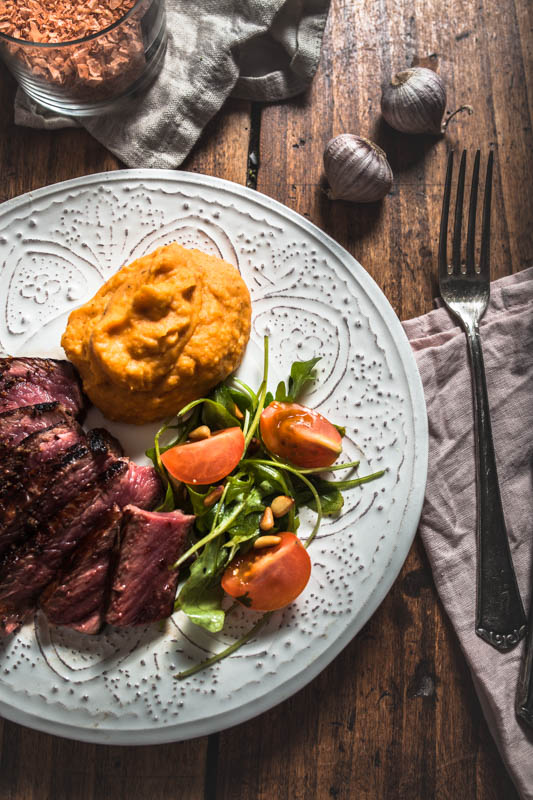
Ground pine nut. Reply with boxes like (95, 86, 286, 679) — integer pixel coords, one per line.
(233, 403, 244, 420)
(271, 495, 294, 518)
(203, 485, 224, 507)
(259, 506, 274, 531)
(189, 425, 211, 441)
(254, 535, 281, 549)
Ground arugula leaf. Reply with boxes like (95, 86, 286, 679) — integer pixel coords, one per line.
(176, 537, 228, 632)
(155, 481, 176, 512)
(176, 612, 273, 679)
(228, 389, 253, 417)
(327, 470, 385, 490)
(224, 472, 255, 505)
(145, 410, 201, 466)
(274, 357, 321, 403)
(241, 456, 323, 545)
(146, 421, 184, 512)
(174, 479, 265, 569)
(288, 357, 321, 400)
(243, 337, 269, 449)
(201, 396, 239, 430)
(295, 471, 385, 516)
(295, 477, 344, 516)
(228, 379, 258, 414)
(274, 380, 288, 402)
(248, 463, 289, 497)
(212, 383, 237, 411)
(186, 485, 210, 516)
(224, 510, 262, 562)
(146, 425, 180, 467)
(186, 485, 218, 533)
(146, 435, 181, 464)
(220, 486, 263, 533)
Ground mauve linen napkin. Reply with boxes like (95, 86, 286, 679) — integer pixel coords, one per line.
(402, 268, 533, 799)
(13, 0, 330, 169)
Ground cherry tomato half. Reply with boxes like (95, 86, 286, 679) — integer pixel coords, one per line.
(221, 532, 311, 611)
(161, 427, 245, 485)
(260, 401, 342, 468)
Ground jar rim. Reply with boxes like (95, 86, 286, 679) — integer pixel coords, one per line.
(0, 0, 149, 48)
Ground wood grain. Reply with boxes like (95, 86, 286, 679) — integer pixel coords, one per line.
(0, 73, 250, 198)
(255, 0, 533, 318)
(183, 98, 251, 185)
(0, 722, 209, 799)
(214, 0, 532, 798)
(214, 543, 518, 800)
(0, 0, 531, 797)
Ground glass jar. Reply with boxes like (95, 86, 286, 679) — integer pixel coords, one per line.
(0, 0, 167, 116)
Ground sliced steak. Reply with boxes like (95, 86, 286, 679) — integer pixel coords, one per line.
(86, 427, 123, 458)
(112, 460, 163, 510)
(40, 505, 122, 635)
(106, 506, 194, 628)
(0, 421, 84, 498)
(0, 461, 127, 635)
(0, 402, 72, 450)
(0, 460, 162, 635)
(0, 358, 87, 420)
(0, 428, 118, 557)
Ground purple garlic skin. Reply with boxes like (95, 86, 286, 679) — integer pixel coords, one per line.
(323, 134, 393, 203)
(381, 67, 447, 135)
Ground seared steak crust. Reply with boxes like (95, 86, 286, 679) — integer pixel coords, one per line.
(0, 461, 162, 635)
(0, 358, 87, 419)
(0, 461, 129, 635)
(86, 427, 123, 458)
(106, 506, 194, 628)
(40, 505, 122, 635)
(0, 402, 72, 450)
(0, 426, 118, 557)
(0, 421, 84, 496)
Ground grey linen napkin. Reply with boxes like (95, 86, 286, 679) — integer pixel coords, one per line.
(13, 0, 330, 168)
(402, 268, 533, 800)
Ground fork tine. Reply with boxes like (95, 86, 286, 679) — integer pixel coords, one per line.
(438, 151, 454, 279)
(466, 150, 481, 273)
(479, 150, 494, 278)
(452, 150, 467, 273)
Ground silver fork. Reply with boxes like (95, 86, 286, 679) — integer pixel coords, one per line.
(438, 149, 526, 652)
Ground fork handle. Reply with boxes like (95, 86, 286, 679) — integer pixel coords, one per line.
(516, 587, 533, 729)
(465, 322, 527, 652)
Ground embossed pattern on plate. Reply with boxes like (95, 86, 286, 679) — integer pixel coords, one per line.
(0, 170, 428, 744)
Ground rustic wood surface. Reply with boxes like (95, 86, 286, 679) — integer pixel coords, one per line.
(0, 0, 531, 797)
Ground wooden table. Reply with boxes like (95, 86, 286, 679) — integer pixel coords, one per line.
(0, 1, 531, 797)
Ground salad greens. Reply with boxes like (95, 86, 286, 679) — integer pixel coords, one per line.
(264, 355, 320, 406)
(146, 337, 385, 677)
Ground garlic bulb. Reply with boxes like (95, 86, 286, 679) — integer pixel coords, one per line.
(381, 67, 446, 134)
(323, 135, 393, 203)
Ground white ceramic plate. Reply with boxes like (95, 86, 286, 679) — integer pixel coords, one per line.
(0, 170, 427, 744)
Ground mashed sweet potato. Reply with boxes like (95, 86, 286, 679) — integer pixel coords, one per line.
(61, 243, 251, 424)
